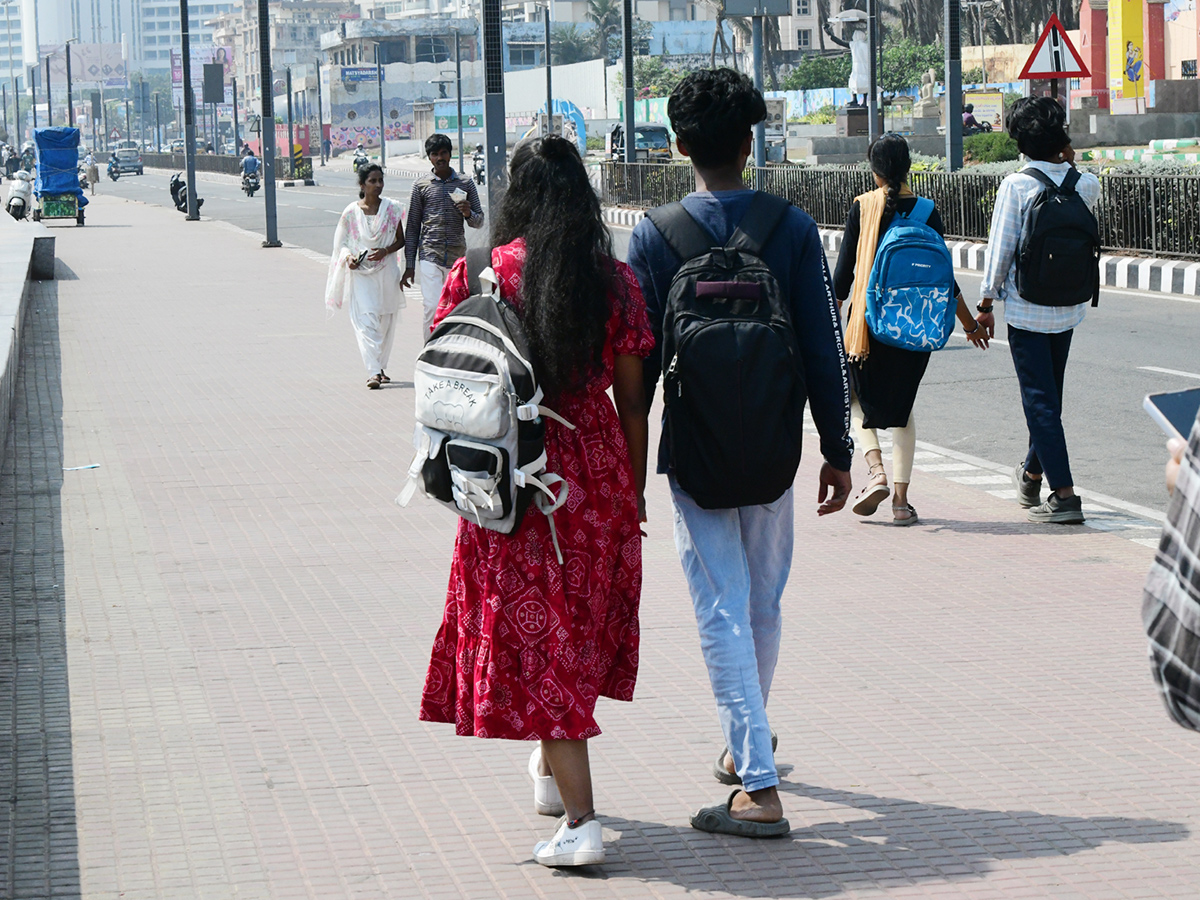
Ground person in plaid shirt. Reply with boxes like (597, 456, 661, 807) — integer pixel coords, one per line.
(401, 133, 485, 338)
(1144, 406, 1200, 732)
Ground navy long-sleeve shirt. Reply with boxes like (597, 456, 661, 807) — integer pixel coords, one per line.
(627, 189, 854, 476)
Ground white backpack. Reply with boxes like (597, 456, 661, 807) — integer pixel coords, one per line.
(397, 259, 575, 562)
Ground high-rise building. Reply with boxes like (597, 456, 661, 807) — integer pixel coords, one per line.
(136, 1, 238, 70)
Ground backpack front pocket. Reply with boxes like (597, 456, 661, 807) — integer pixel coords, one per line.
(445, 439, 512, 523)
(414, 358, 510, 440)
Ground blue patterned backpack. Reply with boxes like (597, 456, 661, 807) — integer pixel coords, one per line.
(864, 197, 957, 352)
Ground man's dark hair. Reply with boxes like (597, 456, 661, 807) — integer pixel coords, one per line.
(1006, 96, 1070, 161)
(667, 68, 766, 169)
(425, 133, 453, 157)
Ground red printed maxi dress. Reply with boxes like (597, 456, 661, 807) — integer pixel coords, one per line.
(418, 239, 655, 741)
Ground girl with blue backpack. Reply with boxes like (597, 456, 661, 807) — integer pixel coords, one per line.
(833, 134, 989, 525)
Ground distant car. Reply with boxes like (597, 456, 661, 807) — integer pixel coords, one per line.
(113, 148, 144, 176)
(607, 123, 673, 163)
(170, 139, 185, 153)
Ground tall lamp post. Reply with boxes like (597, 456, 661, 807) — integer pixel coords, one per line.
(313, 60, 324, 165)
(374, 42, 386, 166)
(179, 0, 200, 218)
(65, 39, 76, 126)
(256, 0, 282, 247)
(2, 1, 17, 141)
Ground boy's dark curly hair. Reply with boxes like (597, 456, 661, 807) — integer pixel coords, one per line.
(1006, 97, 1070, 161)
(424, 133, 452, 156)
(667, 68, 766, 169)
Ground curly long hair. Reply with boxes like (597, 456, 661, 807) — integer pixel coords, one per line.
(868, 134, 911, 224)
(492, 135, 616, 398)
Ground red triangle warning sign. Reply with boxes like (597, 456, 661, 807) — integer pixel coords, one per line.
(1019, 14, 1090, 79)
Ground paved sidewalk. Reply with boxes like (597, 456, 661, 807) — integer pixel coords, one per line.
(2, 194, 1199, 900)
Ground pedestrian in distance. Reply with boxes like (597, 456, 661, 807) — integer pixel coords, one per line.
(977, 96, 1102, 525)
(627, 67, 854, 839)
(418, 135, 652, 868)
(400, 133, 485, 339)
(324, 163, 407, 389)
(835, 133, 989, 526)
(84, 151, 99, 195)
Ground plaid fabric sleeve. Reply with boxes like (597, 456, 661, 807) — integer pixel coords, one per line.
(1143, 408, 1200, 731)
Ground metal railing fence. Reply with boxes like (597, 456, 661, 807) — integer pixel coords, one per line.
(599, 162, 1200, 260)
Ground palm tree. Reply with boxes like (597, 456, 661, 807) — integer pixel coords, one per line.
(587, 0, 622, 64)
(552, 24, 597, 65)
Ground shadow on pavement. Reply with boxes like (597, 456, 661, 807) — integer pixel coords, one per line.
(583, 782, 1186, 898)
(0, 281, 82, 898)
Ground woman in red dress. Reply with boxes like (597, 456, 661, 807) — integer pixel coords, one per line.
(418, 135, 652, 867)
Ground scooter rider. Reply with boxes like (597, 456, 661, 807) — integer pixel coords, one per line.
(241, 148, 260, 179)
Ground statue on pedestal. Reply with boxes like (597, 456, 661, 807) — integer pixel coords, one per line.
(824, 8, 872, 107)
(913, 68, 940, 118)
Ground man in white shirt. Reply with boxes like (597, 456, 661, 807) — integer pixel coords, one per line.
(976, 97, 1101, 525)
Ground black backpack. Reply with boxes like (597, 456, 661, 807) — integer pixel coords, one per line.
(646, 192, 806, 510)
(1015, 167, 1102, 307)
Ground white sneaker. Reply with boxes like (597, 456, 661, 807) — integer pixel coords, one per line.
(533, 817, 605, 867)
(528, 746, 565, 816)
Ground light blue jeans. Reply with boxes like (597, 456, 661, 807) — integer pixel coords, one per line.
(669, 477, 794, 793)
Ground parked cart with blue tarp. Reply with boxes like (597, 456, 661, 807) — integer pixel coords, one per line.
(33, 126, 88, 226)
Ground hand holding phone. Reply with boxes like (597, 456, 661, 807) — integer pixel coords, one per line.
(350, 249, 368, 269)
(1144, 387, 1200, 441)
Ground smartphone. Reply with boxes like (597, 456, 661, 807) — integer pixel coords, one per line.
(1144, 387, 1200, 441)
(353, 249, 368, 267)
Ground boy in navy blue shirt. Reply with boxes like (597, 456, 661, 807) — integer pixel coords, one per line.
(627, 68, 853, 838)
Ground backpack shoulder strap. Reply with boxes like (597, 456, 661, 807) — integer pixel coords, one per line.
(1023, 167, 1059, 192)
(906, 196, 935, 226)
(645, 202, 715, 263)
(726, 191, 791, 256)
(464, 246, 492, 296)
(1059, 167, 1082, 194)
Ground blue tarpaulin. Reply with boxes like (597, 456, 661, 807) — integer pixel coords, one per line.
(33, 126, 88, 207)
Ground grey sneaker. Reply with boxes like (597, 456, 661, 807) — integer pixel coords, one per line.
(1013, 462, 1042, 508)
(1027, 492, 1085, 524)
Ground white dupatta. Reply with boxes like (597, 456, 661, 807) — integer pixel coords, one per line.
(324, 196, 405, 313)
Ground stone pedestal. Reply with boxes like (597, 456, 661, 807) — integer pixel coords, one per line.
(835, 106, 869, 138)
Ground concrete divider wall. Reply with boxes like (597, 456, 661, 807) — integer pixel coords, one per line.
(0, 218, 42, 465)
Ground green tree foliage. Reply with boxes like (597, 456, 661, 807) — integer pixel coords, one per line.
(614, 57, 690, 99)
(879, 39, 944, 92)
(782, 54, 852, 91)
(587, 0, 622, 64)
(552, 24, 598, 65)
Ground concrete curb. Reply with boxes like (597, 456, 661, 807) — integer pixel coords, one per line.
(0, 220, 38, 469)
(601, 206, 1200, 298)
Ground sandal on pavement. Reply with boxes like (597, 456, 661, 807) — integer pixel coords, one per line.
(367, 375, 382, 390)
(690, 790, 791, 839)
(713, 731, 780, 785)
(528, 746, 565, 817)
(852, 464, 890, 517)
(892, 503, 918, 526)
(378, 371, 391, 384)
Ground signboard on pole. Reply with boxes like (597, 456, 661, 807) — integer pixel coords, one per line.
(1019, 14, 1090, 79)
(341, 67, 379, 84)
(722, 0, 789, 13)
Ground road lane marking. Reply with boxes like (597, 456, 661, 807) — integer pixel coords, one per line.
(1139, 366, 1200, 380)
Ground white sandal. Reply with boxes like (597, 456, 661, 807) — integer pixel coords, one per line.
(528, 746, 565, 816)
(852, 464, 890, 516)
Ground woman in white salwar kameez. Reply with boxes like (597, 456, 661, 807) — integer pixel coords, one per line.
(326, 164, 407, 389)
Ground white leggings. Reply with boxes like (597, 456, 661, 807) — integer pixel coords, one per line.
(851, 394, 916, 484)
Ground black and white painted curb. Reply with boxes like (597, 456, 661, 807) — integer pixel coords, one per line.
(602, 206, 1200, 298)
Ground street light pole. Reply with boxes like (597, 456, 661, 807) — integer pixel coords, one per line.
(375, 42, 386, 166)
(2, 1, 17, 141)
(285, 66, 294, 178)
(866, 0, 879, 142)
(155, 92, 161, 151)
(256, 0, 282, 247)
(231, 76, 240, 154)
(313, 59, 324, 165)
(751, 15, 765, 170)
(179, 0, 200, 218)
(621, 0, 634, 163)
(543, 4, 552, 135)
(45, 56, 51, 124)
(454, 33, 463, 172)
(66, 39, 76, 126)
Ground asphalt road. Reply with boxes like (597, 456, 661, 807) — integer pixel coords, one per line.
(100, 168, 1198, 514)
